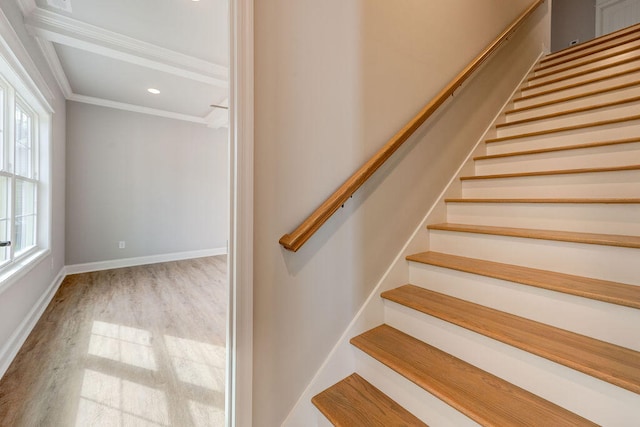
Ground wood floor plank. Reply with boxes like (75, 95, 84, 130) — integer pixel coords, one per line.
(381, 285, 640, 394)
(351, 325, 598, 426)
(406, 251, 640, 309)
(0, 257, 228, 427)
(427, 223, 640, 249)
(312, 373, 427, 427)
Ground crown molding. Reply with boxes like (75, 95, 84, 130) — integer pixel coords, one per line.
(0, 6, 54, 111)
(25, 7, 228, 87)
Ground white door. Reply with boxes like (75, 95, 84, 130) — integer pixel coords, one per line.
(596, 0, 640, 36)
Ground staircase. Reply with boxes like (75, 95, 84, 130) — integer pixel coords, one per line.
(312, 24, 640, 426)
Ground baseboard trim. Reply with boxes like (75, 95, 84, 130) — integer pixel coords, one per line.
(0, 268, 65, 379)
(65, 247, 227, 275)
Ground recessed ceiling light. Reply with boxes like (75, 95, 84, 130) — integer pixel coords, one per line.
(147, 88, 160, 95)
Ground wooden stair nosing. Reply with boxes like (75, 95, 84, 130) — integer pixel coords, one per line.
(444, 197, 640, 204)
(485, 114, 640, 144)
(536, 32, 640, 72)
(519, 65, 640, 101)
(525, 55, 640, 91)
(351, 325, 598, 426)
(427, 223, 640, 250)
(533, 43, 640, 81)
(475, 138, 640, 161)
(496, 95, 640, 129)
(461, 164, 640, 181)
(381, 285, 640, 394)
(543, 22, 640, 64)
(509, 80, 640, 116)
(406, 251, 640, 309)
(312, 373, 428, 427)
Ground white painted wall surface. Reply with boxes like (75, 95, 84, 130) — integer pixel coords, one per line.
(65, 103, 228, 265)
(596, 0, 640, 36)
(0, 2, 67, 377)
(253, 0, 549, 425)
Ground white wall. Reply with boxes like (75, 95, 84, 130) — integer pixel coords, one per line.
(253, 0, 549, 425)
(0, 2, 67, 376)
(65, 102, 228, 266)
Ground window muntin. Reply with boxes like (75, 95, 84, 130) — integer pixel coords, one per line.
(0, 76, 42, 272)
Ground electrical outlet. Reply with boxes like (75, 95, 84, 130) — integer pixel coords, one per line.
(118, 241, 126, 249)
(569, 39, 579, 46)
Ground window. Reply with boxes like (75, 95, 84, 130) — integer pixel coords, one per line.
(0, 58, 50, 285)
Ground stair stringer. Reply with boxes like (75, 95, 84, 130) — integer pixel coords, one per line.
(281, 51, 545, 426)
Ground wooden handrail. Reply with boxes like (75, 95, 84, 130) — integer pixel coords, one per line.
(279, 0, 545, 252)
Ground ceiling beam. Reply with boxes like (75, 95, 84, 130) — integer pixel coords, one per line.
(68, 93, 210, 125)
(25, 7, 229, 88)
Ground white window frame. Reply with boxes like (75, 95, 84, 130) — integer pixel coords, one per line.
(0, 19, 53, 294)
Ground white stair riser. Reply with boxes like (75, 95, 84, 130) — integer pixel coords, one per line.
(428, 229, 640, 285)
(516, 64, 640, 100)
(461, 170, 640, 199)
(445, 202, 640, 236)
(355, 352, 478, 427)
(531, 48, 640, 84)
(407, 263, 640, 350)
(506, 84, 640, 122)
(539, 31, 640, 71)
(523, 58, 640, 95)
(485, 121, 640, 155)
(514, 69, 640, 108)
(476, 142, 640, 174)
(384, 302, 640, 427)
(496, 102, 640, 138)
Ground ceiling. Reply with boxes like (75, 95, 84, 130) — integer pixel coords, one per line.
(16, 0, 229, 128)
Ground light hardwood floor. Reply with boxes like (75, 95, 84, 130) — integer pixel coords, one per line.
(0, 256, 227, 427)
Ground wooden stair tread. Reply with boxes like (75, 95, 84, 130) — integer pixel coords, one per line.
(537, 32, 640, 72)
(543, 22, 640, 64)
(460, 164, 640, 181)
(517, 65, 640, 103)
(427, 223, 640, 249)
(526, 54, 640, 91)
(445, 197, 640, 204)
(312, 373, 427, 427)
(509, 81, 640, 115)
(496, 95, 640, 129)
(475, 138, 640, 161)
(351, 325, 597, 426)
(406, 251, 640, 309)
(532, 44, 640, 81)
(485, 114, 640, 144)
(381, 286, 640, 394)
